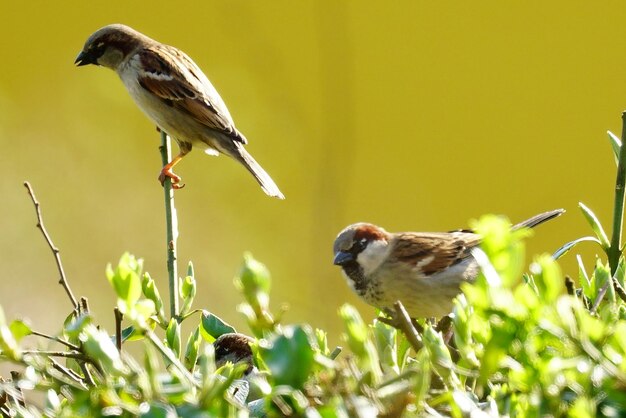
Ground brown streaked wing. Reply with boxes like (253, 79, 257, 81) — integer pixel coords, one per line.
(391, 232, 480, 276)
(136, 46, 242, 141)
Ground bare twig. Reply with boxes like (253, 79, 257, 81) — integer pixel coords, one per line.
(1, 375, 25, 416)
(79, 363, 96, 387)
(23, 182, 78, 310)
(0, 376, 7, 410)
(114, 308, 123, 351)
(30, 330, 79, 351)
(613, 278, 626, 304)
(329, 346, 342, 360)
(9, 372, 24, 407)
(49, 359, 88, 389)
(565, 276, 576, 296)
(591, 280, 611, 314)
(80, 297, 90, 316)
(21, 350, 89, 361)
(393, 301, 423, 352)
(435, 315, 453, 335)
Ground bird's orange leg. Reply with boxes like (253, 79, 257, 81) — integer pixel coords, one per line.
(159, 153, 186, 189)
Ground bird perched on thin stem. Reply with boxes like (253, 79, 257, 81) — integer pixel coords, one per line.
(75, 24, 284, 198)
(333, 209, 564, 318)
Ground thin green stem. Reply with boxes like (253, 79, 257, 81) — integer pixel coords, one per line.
(180, 308, 204, 321)
(145, 330, 198, 388)
(159, 131, 180, 319)
(609, 112, 626, 274)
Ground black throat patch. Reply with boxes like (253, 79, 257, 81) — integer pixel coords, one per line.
(342, 261, 368, 295)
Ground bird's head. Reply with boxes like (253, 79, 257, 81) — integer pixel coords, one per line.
(333, 223, 390, 281)
(213, 333, 255, 375)
(75, 24, 148, 69)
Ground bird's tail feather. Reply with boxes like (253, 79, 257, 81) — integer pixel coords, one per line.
(513, 209, 565, 230)
(234, 145, 285, 199)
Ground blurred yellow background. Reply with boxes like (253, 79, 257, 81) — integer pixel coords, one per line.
(1, 2, 624, 344)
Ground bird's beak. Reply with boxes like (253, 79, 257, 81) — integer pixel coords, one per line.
(74, 50, 94, 66)
(334, 251, 354, 266)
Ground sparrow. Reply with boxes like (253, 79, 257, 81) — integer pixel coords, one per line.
(213, 333, 266, 403)
(75, 24, 284, 198)
(333, 209, 564, 318)
(213, 333, 255, 375)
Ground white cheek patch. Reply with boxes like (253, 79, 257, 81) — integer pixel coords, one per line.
(356, 240, 390, 276)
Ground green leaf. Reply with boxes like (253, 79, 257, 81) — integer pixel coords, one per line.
(262, 388, 311, 416)
(166, 319, 182, 358)
(412, 348, 431, 405)
(338, 304, 368, 356)
(552, 236, 602, 260)
(608, 130, 621, 165)
(479, 318, 516, 385)
(197, 344, 216, 388)
(577, 254, 592, 301)
(569, 396, 596, 418)
(107, 253, 143, 307)
(579, 203, 610, 250)
(45, 389, 61, 414)
(452, 295, 472, 351)
(142, 273, 165, 322)
(63, 314, 92, 339)
(9, 320, 32, 342)
(372, 319, 399, 373)
(530, 254, 564, 303)
(132, 299, 157, 327)
(140, 402, 177, 418)
(0, 306, 20, 361)
(315, 328, 329, 356)
(179, 275, 196, 316)
(186, 261, 195, 279)
(592, 259, 615, 305)
(184, 326, 202, 371)
(259, 325, 315, 388)
(470, 214, 529, 287)
(234, 253, 271, 310)
(200, 311, 236, 343)
(423, 325, 460, 389)
(338, 304, 382, 382)
(119, 325, 141, 342)
(82, 324, 127, 375)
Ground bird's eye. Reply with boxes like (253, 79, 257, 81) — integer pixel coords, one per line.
(89, 42, 107, 59)
(351, 238, 368, 253)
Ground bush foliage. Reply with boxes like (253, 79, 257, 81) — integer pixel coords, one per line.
(3, 123, 626, 417)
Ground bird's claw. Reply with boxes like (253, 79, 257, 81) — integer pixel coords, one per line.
(158, 169, 185, 190)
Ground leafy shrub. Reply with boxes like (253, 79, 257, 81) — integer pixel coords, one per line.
(3, 123, 626, 417)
